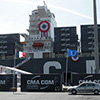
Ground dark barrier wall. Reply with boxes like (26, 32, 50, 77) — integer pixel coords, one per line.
(72, 74, 100, 86)
(68, 57, 93, 73)
(19, 58, 66, 74)
(0, 57, 94, 74)
(16, 57, 94, 74)
(21, 74, 62, 92)
(0, 59, 14, 67)
(0, 75, 17, 91)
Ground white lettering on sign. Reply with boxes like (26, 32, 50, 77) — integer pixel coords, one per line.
(79, 80, 100, 84)
(43, 61, 62, 74)
(41, 80, 54, 85)
(0, 80, 5, 85)
(78, 75, 100, 84)
(26, 75, 56, 90)
(27, 80, 54, 85)
(27, 80, 40, 85)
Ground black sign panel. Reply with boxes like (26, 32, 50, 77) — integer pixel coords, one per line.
(72, 74, 100, 86)
(0, 75, 17, 91)
(21, 74, 62, 92)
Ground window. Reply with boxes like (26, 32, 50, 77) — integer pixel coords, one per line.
(87, 83, 95, 87)
(79, 83, 86, 87)
(35, 12, 38, 14)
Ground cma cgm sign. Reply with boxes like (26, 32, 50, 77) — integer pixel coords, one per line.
(43, 61, 62, 74)
(0, 80, 5, 85)
(27, 76, 54, 85)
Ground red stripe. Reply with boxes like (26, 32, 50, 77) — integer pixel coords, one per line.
(22, 52, 26, 58)
(0, 67, 2, 72)
(46, 32, 48, 37)
(43, 32, 45, 36)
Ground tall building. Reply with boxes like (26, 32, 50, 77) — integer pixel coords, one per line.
(23, 4, 57, 58)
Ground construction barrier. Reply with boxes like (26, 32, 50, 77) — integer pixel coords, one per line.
(21, 74, 62, 92)
(0, 74, 17, 91)
(71, 73, 100, 86)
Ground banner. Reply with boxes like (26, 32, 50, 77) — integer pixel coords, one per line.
(21, 74, 62, 92)
(0, 75, 17, 91)
(72, 74, 100, 86)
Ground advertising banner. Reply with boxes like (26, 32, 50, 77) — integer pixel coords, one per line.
(72, 74, 100, 86)
(0, 75, 17, 91)
(21, 74, 62, 92)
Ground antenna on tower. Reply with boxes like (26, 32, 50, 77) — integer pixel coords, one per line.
(43, 1, 46, 6)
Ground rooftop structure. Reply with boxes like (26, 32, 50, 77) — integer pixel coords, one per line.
(23, 4, 56, 58)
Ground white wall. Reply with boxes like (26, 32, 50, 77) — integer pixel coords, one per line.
(34, 52, 43, 58)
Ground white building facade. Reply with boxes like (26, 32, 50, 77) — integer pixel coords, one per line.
(23, 4, 57, 58)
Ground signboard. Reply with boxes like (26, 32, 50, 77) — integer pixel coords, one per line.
(72, 74, 100, 86)
(21, 74, 62, 92)
(0, 75, 17, 91)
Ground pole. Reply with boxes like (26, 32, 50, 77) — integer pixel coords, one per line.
(12, 47, 16, 88)
(93, 0, 99, 73)
(65, 52, 68, 86)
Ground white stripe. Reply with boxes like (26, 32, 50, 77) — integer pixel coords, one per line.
(0, 65, 32, 74)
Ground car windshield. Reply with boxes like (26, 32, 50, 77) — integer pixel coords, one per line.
(87, 83, 95, 86)
(79, 82, 100, 87)
(79, 83, 86, 87)
(94, 83, 100, 86)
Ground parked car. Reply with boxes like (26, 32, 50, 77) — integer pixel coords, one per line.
(67, 82, 100, 94)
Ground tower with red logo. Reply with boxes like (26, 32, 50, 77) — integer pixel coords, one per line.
(23, 4, 56, 58)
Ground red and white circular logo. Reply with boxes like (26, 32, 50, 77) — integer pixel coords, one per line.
(70, 56, 80, 62)
(38, 21, 50, 32)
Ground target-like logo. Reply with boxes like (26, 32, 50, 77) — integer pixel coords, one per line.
(70, 56, 80, 62)
(39, 21, 50, 32)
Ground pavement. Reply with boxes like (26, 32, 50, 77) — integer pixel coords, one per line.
(0, 88, 100, 100)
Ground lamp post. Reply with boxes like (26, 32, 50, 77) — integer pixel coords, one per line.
(93, 0, 99, 73)
(12, 42, 17, 91)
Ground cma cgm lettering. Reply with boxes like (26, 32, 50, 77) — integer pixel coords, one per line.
(27, 80, 54, 85)
(79, 80, 100, 84)
(0, 80, 5, 85)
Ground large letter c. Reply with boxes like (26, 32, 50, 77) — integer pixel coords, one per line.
(43, 61, 62, 74)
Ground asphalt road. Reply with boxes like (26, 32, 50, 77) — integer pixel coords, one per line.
(0, 89, 100, 100)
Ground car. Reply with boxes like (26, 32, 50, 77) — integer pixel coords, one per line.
(67, 82, 100, 95)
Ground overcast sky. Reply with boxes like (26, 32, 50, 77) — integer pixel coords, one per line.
(0, 0, 100, 38)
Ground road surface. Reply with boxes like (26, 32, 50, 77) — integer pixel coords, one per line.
(0, 89, 100, 100)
